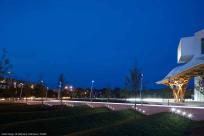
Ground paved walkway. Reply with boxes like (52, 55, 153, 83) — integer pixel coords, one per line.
(16, 100, 204, 121)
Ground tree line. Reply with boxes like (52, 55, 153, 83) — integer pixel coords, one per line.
(0, 48, 193, 100)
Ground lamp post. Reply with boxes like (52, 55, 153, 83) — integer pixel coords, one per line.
(58, 81, 64, 105)
(167, 78, 172, 105)
(90, 80, 95, 101)
(140, 73, 143, 105)
(58, 81, 62, 100)
(69, 85, 73, 99)
(41, 80, 44, 105)
(19, 83, 24, 100)
(13, 82, 17, 101)
(46, 87, 49, 101)
(8, 71, 11, 84)
(7, 71, 13, 100)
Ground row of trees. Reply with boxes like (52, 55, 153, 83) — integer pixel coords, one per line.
(0, 82, 193, 99)
(1, 48, 193, 100)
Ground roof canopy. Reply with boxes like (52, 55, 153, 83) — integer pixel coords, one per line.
(157, 55, 204, 85)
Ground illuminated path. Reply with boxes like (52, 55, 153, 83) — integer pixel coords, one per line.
(18, 100, 204, 121)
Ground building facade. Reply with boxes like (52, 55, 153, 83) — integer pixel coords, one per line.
(178, 29, 204, 101)
(157, 29, 204, 102)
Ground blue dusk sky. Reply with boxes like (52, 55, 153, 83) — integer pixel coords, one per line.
(0, 0, 204, 89)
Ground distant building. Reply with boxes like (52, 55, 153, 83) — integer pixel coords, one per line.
(157, 29, 204, 102)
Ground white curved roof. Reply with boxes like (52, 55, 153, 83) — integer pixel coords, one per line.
(157, 55, 204, 84)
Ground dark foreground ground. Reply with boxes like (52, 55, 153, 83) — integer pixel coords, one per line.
(0, 103, 204, 136)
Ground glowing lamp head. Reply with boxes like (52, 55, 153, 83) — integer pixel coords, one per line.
(69, 86, 73, 89)
(64, 86, 68, 89)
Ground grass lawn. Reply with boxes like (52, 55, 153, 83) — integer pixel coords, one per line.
(76, 113, 192, 136)
(0, 103, 204, 136)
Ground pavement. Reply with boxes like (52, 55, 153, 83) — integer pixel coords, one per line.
(10, 99, 204, 121)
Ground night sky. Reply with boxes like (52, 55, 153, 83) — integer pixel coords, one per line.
(0, 0, 204, 89)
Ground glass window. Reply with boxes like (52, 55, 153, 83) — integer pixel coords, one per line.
(202, 38, 204, 54)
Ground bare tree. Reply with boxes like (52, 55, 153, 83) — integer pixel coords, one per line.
(40, 81, 46, 105)
(128, 65, 142, 120)
(58, 73, 64, 105)
(0, 48, 13, 79)
(124, 76, 130, 98)
(104, 87, 111, 102)
(130, 66, 141, 96)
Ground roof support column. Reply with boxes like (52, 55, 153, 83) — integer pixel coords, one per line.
(169, 80, 189, 102)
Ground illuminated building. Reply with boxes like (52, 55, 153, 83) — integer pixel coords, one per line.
(157, 29, 204, 102)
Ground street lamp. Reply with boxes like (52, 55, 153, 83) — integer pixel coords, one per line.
(41, 80, 45, 105)
(69, 85, 73, 91)
(46, 87, 49, 100)
(90, 80, 95, 101)
(58, 81, 62, 100)
(69, 86, 73, 99)
(8, 71, 11, 81)
(19, 83, 24, 100)
(7, 71, 12, 88)
(64, 85, 68, 90)
(13, 82, 17, 100)
(140, 73, 143, 105)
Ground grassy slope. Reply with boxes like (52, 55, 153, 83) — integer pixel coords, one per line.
(0, 103, 49, 113)
(0, 106, 106, 124)
(1, 103, 204, 136)
(0, 103, 143, 135)
(75, 113, 192, 136)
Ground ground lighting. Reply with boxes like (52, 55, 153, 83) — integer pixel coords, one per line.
(133, 106, 146, 114)
(170, 108, 193, 119)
